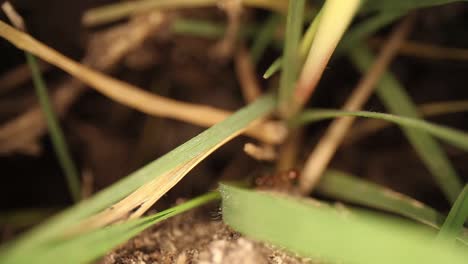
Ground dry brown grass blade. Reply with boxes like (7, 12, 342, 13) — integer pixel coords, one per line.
(72, 124, 246, 233)
(370, 38, 468, 61)
(0, 80, 84, 154)
(212, 0, 243, 59)
(235, 45, 262, 103)
(299, 16, 414, 194)
(243, 142, 276, 161)
(0, 12, 167, 154)
(0, 19, 285, 144)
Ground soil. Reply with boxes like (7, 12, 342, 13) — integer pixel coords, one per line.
(100, 207, 312, 264)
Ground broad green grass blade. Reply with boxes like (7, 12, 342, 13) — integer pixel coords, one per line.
(26, 53, 81, 202)
(294, 109, 468, 151)
(318, 170, 468, 244)
(437, 185, 468, 244)
(350, 46, 463, 203)
(220, 184, 468, 264)
(250, 14, 282, 64)
(3, 192, 219, 264)
(363, 0, 468, 13)
(317, 170, 444, 227)
(0, 95, 275, 258)
(278, 0, 305, 117)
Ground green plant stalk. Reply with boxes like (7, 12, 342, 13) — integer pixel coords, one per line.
(6, 192, 220, 264)
(26, 53, 81, 202)
(278, 0, 305, 118)
(294, 109, 468, 151)
(0, 94, 275, 259)
(221, 184, 468, 264)
(437, 185, 468, 244)
(349, 46, 463, 203)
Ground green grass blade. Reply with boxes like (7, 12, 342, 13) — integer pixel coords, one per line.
(294, 109, 468, 152)
(171, 18, 259, 39)
(265, 7, 397, 80)
(0, 94, 275, 258)
(349, 46, 463, 203)
(250, 14, 282, 64)
(317, 170, 444, 227)
(171, 18, 226, 38)
(278, 0, 305, 117)
(263, 9, 322, 79)
(3, 192, 219, 264)
(26, 53, 81, 202)
(220, 184, 468, 264)
(263, 58, 281, 79)
(437, 185, 468, 244)
(362, 0, 468, 13)
(318, 170, 468, 244)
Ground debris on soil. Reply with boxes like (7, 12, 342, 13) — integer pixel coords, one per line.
(101, 207, 313, 264)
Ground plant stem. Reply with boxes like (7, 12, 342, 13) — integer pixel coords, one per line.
(278, 0, 305, 118)
(26, 53, 81, 202)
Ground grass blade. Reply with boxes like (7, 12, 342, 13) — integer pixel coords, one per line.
(0, 95, 276, 259)
(26, 53, 81, 202)
(318, 170, 468, 244)
(4, 192, 219, 264)
(318, 170, 442, 226)
(350, 46, 463, 203)
(0, 20, 283, 144)
(171, 18, 226, 38)
(278, 0, 305, 117)
(293, 0, 361, 111)
(263, 9, 322, 80)
(220, 184, 468, 264)
(83, 0, 288, 27)
(437, 185, 468, 243)
(294, 109, 468, 151)
(363, 0, 468, 13)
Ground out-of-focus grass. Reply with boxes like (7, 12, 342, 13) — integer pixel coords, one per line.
(350, 46, 463, 202)
(221, 184, 468, 264)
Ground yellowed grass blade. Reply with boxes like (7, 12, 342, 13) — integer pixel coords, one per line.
(71, 120, 250, 233)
